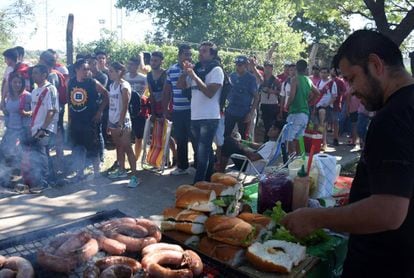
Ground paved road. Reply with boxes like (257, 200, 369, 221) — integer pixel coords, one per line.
(0, 136, 360, 240)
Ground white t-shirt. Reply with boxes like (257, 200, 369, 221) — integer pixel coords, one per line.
(317, 80, 337, 108)
(31, 82, 59, 136)
(109, 80, 131, 124)
(189, 66, 224, 120)
(125, 72, 147, 97)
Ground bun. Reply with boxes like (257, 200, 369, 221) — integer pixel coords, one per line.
(246, 240, 306, 273)
(204, 215, 255, 247)
(175, 185, 217, 212)
(162, 207, 208, 234)
(198, 236, 245, 267)
(210, 173, 238, 186)
(237, 213, 275, 230)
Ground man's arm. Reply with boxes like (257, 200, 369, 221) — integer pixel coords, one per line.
(308, 83, 320, 104)
(281, 194, 410, 238)
(285, 77, 297, 109)
(94, 81, 109, 122)
(245, 92, 259, 123)
(186, 67, 221, 99)
(162, 82, 172, 117)
(176, 72, 188, 90)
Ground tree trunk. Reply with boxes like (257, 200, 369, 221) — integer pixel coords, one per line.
(410, 51, 414, 77)
(66, 14, 74, 65)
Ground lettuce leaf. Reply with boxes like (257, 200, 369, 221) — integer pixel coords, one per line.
(268, 201, 329, 246)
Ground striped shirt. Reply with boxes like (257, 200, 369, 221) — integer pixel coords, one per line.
(166, 63, 191, 111)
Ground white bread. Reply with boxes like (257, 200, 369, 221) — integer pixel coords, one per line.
(246, 240, 306, 273)
(175, 185, 217, 212)
(204, 215, 255, 247)
(162, 207, 208, 234)
(198, 236, 245, 267)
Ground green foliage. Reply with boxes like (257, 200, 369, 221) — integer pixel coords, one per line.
(116, 0, 306, 71)
(76, 33, 247, 73)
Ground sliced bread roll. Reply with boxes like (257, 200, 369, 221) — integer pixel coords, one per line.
(163, 207, 208, 234)
(204, 215, 255, 247)
(175, 185, 217, 212)
(198, 236, 245, 267)
(246, 240, 306, 273)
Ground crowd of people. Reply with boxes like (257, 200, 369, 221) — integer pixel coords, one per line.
(0, 41, 371, 192)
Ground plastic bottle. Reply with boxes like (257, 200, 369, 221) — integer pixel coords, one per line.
(292, 165, 311, 210)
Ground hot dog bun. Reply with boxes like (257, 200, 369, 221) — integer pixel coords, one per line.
(237, 212, 275, 230)
(175, 185, 217, 212)
(204, 215, 256, 247)
(210, 173, 238, 186)
(198, 236, 245, 267)
(162, 207, 208, 234)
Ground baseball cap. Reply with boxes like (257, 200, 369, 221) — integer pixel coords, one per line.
(235, 55, 248, 64)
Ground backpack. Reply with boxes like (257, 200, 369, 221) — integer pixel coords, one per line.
(128, 90, 141, 118)
(219, 72, 232, 112)
(51, 69, 68, 105)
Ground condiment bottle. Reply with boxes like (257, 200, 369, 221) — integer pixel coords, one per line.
(292, 165, 311, 210)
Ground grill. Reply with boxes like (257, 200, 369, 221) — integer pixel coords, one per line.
(0, 210, 249, 278)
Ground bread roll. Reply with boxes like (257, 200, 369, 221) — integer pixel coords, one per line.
(163, 207, 208, 234)
(175, 185, 217, 212)
(210, 173, 238, 186)
(246, 240, 306, 273)
(204, 215, 255, 247)
(198, 236, 245, 267)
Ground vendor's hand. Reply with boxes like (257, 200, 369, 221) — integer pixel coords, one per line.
(281, 208, 320, 238)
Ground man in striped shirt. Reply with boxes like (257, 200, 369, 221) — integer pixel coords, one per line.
(163, 44, 194, 175)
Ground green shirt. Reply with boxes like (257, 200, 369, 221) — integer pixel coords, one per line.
(289, 74, 312, 115)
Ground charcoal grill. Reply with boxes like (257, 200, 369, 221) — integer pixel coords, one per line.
(0, 210, 250, 278)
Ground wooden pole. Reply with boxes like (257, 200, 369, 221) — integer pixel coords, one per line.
(66, 14, 74, 65)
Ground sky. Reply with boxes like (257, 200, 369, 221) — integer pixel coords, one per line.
(1, 0, 154, 51)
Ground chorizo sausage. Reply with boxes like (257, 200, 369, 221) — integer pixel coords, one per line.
(95, 256, 142, 273)
(115, 224, 148, 238)
(108, 233, 158, 253)
(99, 264, 133, 278)
(147, 263, 193, 278)
(141, 250, 184, 270)
(183, 250, 203, 276)
(0, 255, 6, 267)
(83, 265, 100, 278)
(135, 219, 162, 242)
(2, 256, 35, 278)
(95, 234, 127, 255)
(141, 243, 183, 257)
(0, 268, 17, 278)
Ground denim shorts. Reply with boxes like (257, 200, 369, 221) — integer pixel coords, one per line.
(286, 113, 309, 141)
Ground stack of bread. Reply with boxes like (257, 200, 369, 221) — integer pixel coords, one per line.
(161, 172, 307, 273)
(161, 173, 242, 235)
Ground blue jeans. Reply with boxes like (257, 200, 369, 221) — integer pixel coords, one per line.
(357, 113, 370, 142)
(172, 110, 194, 170)
(191, 119, 219, 183)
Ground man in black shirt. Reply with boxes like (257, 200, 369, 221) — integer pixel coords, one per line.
(281, 30, 414, 277)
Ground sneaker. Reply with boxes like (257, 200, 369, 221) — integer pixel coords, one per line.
(127, 176, 141, 188)
(29, 183, 50, 194)
(171, 168, 189, 176)
(108, 169, 128, 179)
(107, 161, 119, 172)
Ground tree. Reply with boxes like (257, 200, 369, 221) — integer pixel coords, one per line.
(116, 0, 306, 70)
(0, 0, 33, 49)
